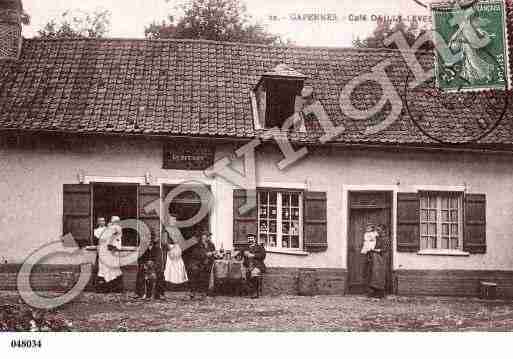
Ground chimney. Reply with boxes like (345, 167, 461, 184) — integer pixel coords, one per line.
(0, 0, 29, 59)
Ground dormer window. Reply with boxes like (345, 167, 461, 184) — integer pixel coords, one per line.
(252, 64, 306, 130)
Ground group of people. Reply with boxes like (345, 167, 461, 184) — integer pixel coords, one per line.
(361, 223, 390, 298)
(93, 216, 266, 300)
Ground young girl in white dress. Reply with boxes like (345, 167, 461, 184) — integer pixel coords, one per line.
(164, 238, 188, 284)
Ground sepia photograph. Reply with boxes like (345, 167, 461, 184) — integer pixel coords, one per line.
(0, 0, 512, 355)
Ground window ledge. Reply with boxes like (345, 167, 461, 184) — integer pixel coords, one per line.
(265, 248, 309, 256)
(84, 245, 138, 252)
(417, 249, 470, 257)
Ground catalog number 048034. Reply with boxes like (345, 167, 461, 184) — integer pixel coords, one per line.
(10, 339, 42, 349)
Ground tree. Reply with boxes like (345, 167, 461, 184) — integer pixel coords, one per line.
(36, 9, 111, 39)
(353, 18, 433, 51)
(145, 0, 286, 45)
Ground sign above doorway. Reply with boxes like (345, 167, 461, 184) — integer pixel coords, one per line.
(163, 142, 214, 170)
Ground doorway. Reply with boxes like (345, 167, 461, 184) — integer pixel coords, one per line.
(162, 184, 211, 265)
(347, 191, 393, 294)
(92, 183, 139, 246)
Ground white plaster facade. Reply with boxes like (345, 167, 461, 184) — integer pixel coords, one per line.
(1, 136, 513, 271)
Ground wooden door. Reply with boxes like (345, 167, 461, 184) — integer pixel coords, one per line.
(347, 192, 392, 294)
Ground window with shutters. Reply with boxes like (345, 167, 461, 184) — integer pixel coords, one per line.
(419, 192, 463, 250)
(63, 182, 161, 248)
(257, 190, 303, 250)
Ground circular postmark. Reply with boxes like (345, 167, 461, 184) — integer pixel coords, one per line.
(404, 70, 510, 144)
(411, 0, 478, 9)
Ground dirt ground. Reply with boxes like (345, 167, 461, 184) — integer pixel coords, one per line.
(2, 291, 513, 331)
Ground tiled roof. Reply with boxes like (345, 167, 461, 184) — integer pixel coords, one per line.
(0, 32, 512, 148)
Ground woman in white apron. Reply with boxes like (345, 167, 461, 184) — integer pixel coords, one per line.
(164, 238, 188, 284)
(97, 216, 123, 291)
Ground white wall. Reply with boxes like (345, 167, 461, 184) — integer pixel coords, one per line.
(1, 137, 513, 271)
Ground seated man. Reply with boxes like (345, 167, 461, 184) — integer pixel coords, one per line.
(241, 233, 266, 298)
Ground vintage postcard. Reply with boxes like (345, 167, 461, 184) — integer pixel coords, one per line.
(1, 0, 513, 356)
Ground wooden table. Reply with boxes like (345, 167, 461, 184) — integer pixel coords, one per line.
(208, 259, 246, 294)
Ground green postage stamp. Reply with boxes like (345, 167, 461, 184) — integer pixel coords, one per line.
(432, 0, 511, 92)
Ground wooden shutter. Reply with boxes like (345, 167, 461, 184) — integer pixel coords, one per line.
(463, 193, 486, 254)
(397, 192, 420, 252)
(233, 189, 257, 249)
(138, 185, 161, 244)
(62, 184, 92, 248)
(303, 191, 328, 252)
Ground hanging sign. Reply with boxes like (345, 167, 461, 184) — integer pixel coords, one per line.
(163, 142, 214, 170)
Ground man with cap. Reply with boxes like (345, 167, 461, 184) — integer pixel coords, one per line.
(241, 232, 266, 298)
(187, 230, 216, 299)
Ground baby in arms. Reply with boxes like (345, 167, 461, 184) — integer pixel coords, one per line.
(361, 224, 378, 254)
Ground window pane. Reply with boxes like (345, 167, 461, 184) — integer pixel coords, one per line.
(282, 222, 289, 234)
(421, 223, 428, 236)
(450, 197, 458, 208)
(290, 235, 299, 248)
(441, 210, 449, 221)
(442, 223, 449, 235)
(451, 224, 458, 236)
(259, 221, 268, 233)
(292, 208, 300, 220)
(428, 210, 437, 222)
(259, 192, 268, 204)
(282, 207, 290, 220)
(429, 223, 437, 235)
(421, 210, 428, 222)
(260, 206, 267, 218)
(450, 210, 458, 221)
(268, 234, 276, 247)
(269, 221, 276, 233)
(429, 237, 437, 248)
(450, 238, 458, 249)
(282, 193, 290, 206)
(269, 192, 277, 205)
(259, 234, 268, 246)
(420, 197, 428, 208)
(441, 237, 449, 249)
(291, 193, 299, 207)
(441, 197, 449, 209)
(282, 236, 290, 248)
(290, 221, 300, 235)
(269, 206, 277, 219)
(421, 236, 428, 249)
